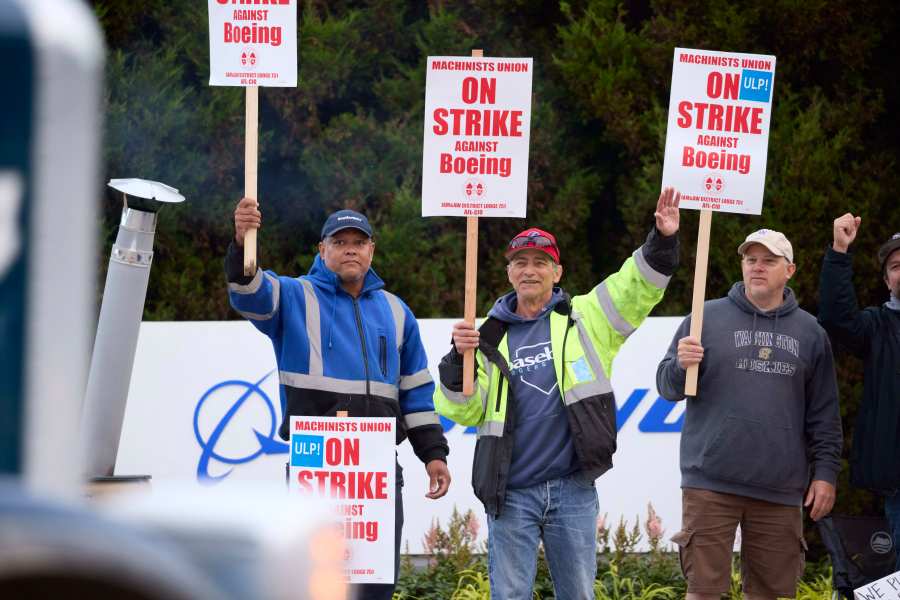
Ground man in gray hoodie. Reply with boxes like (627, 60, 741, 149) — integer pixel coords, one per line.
(656, 228, 842, 600)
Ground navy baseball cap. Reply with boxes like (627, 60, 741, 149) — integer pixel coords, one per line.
(320, 209, 373, 239)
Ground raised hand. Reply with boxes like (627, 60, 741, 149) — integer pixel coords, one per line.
(655, 187, 681, 237)
(234, 197, 261, 246)
(832, 213, 861, 253)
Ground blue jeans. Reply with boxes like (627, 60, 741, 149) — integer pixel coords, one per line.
(487, 474, 598, 600)
(885, 491, 900, 572)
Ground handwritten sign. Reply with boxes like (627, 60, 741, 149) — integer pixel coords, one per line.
(855, 570, 900, 600)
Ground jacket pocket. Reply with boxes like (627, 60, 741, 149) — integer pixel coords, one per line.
(379, 334, 388, 377)
(472, 435, 510, 515)
(670, 529, 694, 579)
(700, 415, 806, 491)
(797, 537, 808, 579)
(472, 437, 498, 502)
(566, 393, 616, 475)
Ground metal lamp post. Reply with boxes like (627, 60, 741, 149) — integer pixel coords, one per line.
(81, 178, 185, 480)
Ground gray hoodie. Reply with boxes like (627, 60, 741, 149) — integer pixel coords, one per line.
(656, 283, 842, 506)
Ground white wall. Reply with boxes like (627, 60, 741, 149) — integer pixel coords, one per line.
(116, 317, 685, 553)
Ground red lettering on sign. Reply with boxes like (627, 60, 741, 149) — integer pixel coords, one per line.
(431, 108, 522, 137)
(676, 102, 763, 134)
(218, 0, 289, 4)
(706, 72, 739, 100)
(682, 146, 751, 174)
(342, 518, 379, 542)
(295, 470, 389, 499)
(297, 470, 313, 493)
(324, 437, 360, 466)
(222, 22, 282, 47)
(439, 153, 512, 178)
(461, 77, 496, 104)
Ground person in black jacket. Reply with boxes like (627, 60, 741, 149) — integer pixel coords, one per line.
(819, 214, 900, 570)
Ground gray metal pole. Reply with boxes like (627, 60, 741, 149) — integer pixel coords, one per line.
(81, 206, 157, 478)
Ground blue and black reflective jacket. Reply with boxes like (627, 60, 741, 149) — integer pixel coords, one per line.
(226, 244, 448, 465)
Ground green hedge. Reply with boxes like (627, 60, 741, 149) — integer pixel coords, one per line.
(394, 507, 834, 599)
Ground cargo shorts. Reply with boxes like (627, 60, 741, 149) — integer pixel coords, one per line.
(671, 488, 806, 598)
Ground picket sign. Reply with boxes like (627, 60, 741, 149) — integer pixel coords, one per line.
(685, 209, 711, 394)
(244, 86, 259, 274)
(206, 0, 298, 275)
(462, 49, 483, 396)
(289, 413, 396, 584)
(855, 570, 900, 600)
(421, 48, 534, 395)
(660, 48, 777, 395)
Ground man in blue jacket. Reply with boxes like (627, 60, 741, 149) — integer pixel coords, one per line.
(820, 214, 900, 570)
(227, 197, 451, 600)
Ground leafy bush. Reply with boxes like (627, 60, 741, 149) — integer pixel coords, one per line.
(394, 507, 835, 599)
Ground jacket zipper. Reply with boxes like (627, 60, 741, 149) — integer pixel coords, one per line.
(351, 297, 371, 404)
(560, 317, 572, 406)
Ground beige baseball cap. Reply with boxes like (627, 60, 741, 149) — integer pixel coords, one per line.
(737, 228, 794, 263)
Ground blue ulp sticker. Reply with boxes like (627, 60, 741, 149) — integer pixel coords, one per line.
(569, 356, 593, 384)
(291, 434, 324, 467)
(739, 70, 773, 102)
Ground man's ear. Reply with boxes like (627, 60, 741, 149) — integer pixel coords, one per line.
(785, 262, 796, 280)
(318, 241, 325, 259)
(553, 263, 563, 283)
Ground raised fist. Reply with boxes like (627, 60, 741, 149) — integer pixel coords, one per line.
(832, 213, 860, 253)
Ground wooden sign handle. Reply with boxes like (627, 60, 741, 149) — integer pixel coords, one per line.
(243, 85, 259, 276)
(684, 209, 712, 396)
(461, 49, 483, 397)
(336, 411, 348, 418)
(463, 215, 479, 396)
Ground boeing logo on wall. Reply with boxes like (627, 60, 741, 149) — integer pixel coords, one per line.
(194, 370, 289, 483)
(195, 373, 683, 483)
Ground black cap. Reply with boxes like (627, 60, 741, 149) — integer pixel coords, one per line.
(878, 233, 900, 273)
(320, 209, 373, 239)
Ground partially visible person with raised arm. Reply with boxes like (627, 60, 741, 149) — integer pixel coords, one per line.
(819, 214, 900, 571)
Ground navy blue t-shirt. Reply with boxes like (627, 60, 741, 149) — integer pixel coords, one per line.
(488, 289, 577, 489)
